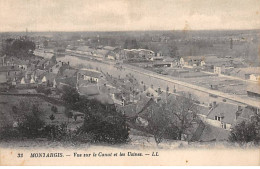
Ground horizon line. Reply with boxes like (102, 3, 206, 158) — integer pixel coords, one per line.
(0, 28, 259, 33)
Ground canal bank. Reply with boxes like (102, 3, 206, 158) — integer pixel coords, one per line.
(45, 54, 259, 109)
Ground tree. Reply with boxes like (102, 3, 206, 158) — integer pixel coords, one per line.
(16, 101, 45, 138)
(61, 85, 80, 109)
(168, 43, 179, 59)
(146, 95, 198, 144)
(168, 96, 198, 140)
(229, 120, 260, 145)
(79, 104, 129, 144)
(2, 37, 36, 58)
(71, 96, 130, 144)
(146, 104, 178, 144)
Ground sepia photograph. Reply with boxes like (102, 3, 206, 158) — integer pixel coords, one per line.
(0, 0, 259, 166)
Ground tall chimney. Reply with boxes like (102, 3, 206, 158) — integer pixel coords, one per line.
(213, 101, 217, 108)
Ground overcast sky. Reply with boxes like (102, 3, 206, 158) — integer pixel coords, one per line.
(0, 0, 259, 32)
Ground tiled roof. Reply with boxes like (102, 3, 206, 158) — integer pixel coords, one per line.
(78, 69, 101, 78)
(56, 77, 77, 88)
(247, 84, 260, 94)
(117, 104, 137, 117)
(62, 69, 78, 78)
(197, 105, 210, 116)
(0, 66, 20, 72)
(136, 96, 154, 115)
(207, 103, 240, 124)
(199, 124, 230, 142)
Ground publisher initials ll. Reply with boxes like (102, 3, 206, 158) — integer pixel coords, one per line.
(152, 152, 159, 156)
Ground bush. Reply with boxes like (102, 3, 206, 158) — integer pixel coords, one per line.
(0, 125, 22, 140)
(229, 120, 260, 145)
(42, 123, 69, 141)
(79, 113, 129, 144)
(18, 114, 45, 138)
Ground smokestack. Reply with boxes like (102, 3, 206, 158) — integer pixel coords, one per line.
(213, 101, 217, 108)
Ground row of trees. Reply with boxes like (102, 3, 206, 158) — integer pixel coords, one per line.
(2, 37, 36, 57)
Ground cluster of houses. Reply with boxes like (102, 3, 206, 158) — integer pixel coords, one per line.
(0, 55, 115, 98)
(179, 55, 246, 74)
(66, 45, 121, 61)
(114, 84, 259, 141)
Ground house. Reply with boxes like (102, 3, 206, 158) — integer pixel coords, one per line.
(201, 56, 230, 67)
(247, 85, 260, 98)
(49, 62, 64, 74)
(117, 96, 154, 123)
(135, 87, 161, 102)
(61, 69, 78, 78)
(150, 56, 164, 61)
(78, 69, 101, 83)
(197, 105, 211, 120)
(34, 69, 45, 82)
(214, 65, 234, 75)
(121, 49, 155, 60)
(206, 102, 243, 130)
(0, 66, 21, 82)
(13, 59, 29, 70)
(76, 46, 95, 55)
(138, 49, 155, 59)
(214, 66, 222, 74)
(180, 56, 204, 67)
(249, 74, 260, 82)
(107, 51, 117, 60)
(40, 72, 57, 87)
(152, 62, 172, 68)
(93, 49, 110, 58)
(56, 77, 77, 90)
(199, 123, 230, 142)
(0, 55, 6, 66)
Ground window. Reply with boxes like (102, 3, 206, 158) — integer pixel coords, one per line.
(221, 123, 226, 129)
(215, 116, 217, 120)
(218, 117, 221, 121)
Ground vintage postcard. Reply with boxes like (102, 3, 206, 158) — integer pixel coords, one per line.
(0, 0, 259, 166)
